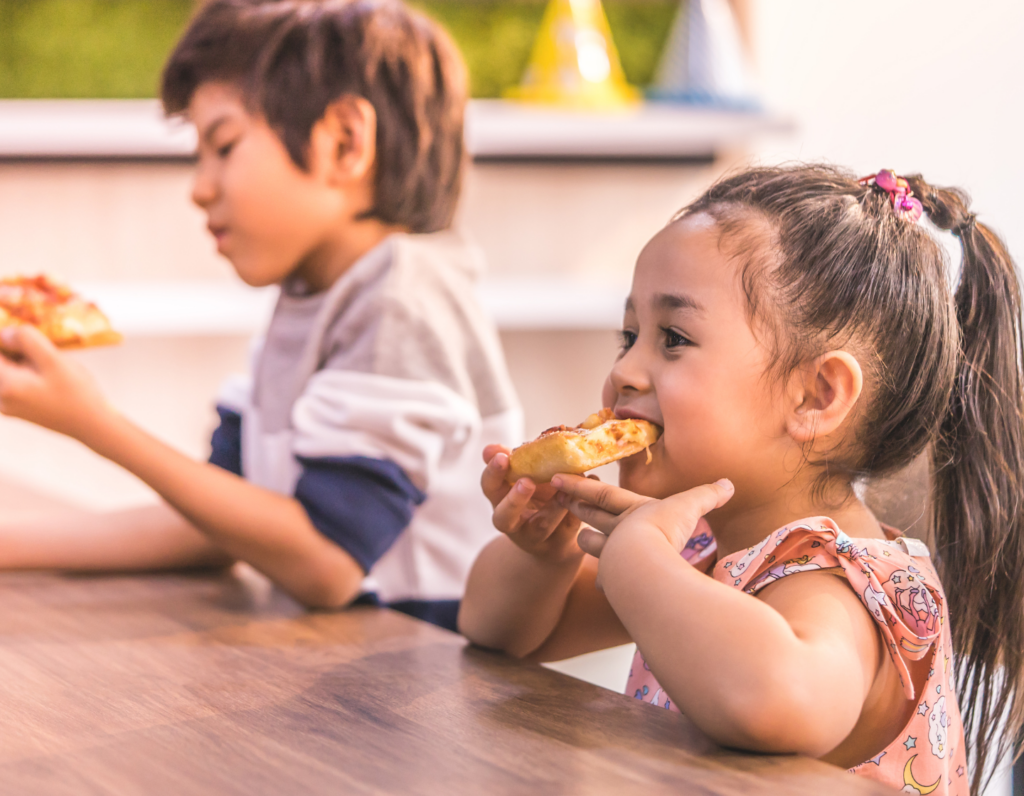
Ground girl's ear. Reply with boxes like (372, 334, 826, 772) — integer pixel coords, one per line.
(309, 95, 378, 184)
(786, 350, 864, 443)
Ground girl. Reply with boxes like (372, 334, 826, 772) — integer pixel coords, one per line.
(459, 165, 1024, 794)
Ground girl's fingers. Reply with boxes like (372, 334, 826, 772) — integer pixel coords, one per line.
(516, 499, 574, 544)
(576, 526, 608, 557)
(551, 473, 642, 517)
(480, 451, 512, 507)
(666, 479, 735, 520)
(562, 497, 621, 534)
(490, 477, 536, 534)
(481, 443, 510, 465)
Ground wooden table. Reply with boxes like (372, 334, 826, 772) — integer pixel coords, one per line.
(0, 568, 891, 795)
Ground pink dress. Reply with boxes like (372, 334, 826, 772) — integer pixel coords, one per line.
(624, 517, 970, 795)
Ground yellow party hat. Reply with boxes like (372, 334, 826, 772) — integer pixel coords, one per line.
(506, 0, 640, 109)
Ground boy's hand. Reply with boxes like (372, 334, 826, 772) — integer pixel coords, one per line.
(0, 326, 113, 441)
(480, 444, 584, 565)
(553, 473, 732, 558)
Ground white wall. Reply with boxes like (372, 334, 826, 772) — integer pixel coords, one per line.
(750, 1, 1024, 260)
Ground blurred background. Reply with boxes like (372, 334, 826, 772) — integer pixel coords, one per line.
(0, 2, 1021, 789)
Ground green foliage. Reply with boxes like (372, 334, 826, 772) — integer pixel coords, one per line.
(0, 0, 196, 98)
(0, 0, 679, 99)
(411, 0, 546, 100)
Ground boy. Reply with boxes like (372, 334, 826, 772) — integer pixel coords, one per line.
(0, 0, 520, 631)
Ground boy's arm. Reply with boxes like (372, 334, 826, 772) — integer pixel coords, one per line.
(1, 503, 233, 571)
(0, 327, 366, 608)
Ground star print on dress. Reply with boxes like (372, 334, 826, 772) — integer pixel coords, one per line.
(905, 736, 917, 750)
(957, 766, 965, 777)
(917, 701, 929, 716)
(867, 752, 886, 765)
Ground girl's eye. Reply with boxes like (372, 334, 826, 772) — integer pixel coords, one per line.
(216, 141, 236, 158)
(618, 329, 637, 351)
(662, 327, 693, 349)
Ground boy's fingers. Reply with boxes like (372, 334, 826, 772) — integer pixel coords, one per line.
(1, 326, 57, 371)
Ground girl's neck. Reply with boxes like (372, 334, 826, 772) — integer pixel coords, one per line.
(708, 478, 885, 558)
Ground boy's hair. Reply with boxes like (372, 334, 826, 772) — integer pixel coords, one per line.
(681, 164, 1024, 792)
(162, 0, 467, 233)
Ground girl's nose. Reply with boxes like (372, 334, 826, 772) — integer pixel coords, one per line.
(609, 344, 651, 395)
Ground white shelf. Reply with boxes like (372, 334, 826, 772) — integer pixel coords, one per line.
(77, 278, 629, 337)
(0, 100, 196, 159)
(0, 98, 790, 161)
(466, 98, 790, 160)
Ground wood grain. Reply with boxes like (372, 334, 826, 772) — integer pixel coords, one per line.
(0, 568, 893, 795)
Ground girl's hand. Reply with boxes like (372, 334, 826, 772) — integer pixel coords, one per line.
(480, 444, 584, 565)
(553, 473, 733, 557)
(0, 326, 113, 441)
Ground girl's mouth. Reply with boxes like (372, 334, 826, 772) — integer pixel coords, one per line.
(614, 407, 663, 428)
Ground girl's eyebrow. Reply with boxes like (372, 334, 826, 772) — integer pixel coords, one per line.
(624, 293, 706, 315)
(655, 292, 705, 313)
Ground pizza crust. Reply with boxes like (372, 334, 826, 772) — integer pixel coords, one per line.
(506, 409, 662, 483)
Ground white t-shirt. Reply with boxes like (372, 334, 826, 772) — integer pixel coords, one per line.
(209, 231, 521, 629)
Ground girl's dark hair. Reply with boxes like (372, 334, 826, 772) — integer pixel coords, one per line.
(162, 0, 467, 233)
(681, 164, 1024, 791)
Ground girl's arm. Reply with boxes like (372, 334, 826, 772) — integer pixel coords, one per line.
(0, 327, 365, 608)
(457, 446, 630, 658)
(561, 476, 881, 758)
(0, 503, 233, 571)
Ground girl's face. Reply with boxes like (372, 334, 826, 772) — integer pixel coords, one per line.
(608, 213, 792, 505)
(188, 82, 345, 287)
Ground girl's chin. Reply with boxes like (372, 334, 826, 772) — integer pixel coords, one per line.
(618, 450, 659, 494)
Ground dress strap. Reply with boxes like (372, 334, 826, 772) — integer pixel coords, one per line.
(712, 518, 944, 700)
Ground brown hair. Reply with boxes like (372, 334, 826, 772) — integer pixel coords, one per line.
(681, 164, 1024, 791)
(161, 0, 467, 233)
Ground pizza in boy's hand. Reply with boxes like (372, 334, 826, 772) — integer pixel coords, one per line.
(506, 408, 662, 484)
(0, 276, 122, 349)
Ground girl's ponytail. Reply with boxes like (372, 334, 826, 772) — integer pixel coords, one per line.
(910, 177, 1024, 790)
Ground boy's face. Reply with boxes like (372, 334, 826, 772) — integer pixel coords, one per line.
(605, 214, 793, 509)
(189, 82, 346, 287)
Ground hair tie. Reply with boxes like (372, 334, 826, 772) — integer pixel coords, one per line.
(858, 169, 924, 224)
(956, 213, 977, 236)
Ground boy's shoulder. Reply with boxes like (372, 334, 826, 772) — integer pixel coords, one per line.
(320, 230, 515, 416)
(379, 229, 485, 311)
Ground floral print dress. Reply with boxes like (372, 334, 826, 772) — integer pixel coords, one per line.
(624, 518, 969, 795)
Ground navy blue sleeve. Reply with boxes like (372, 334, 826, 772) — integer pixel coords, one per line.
(294, 455, 426, 574)
(209, 406, 243, 476)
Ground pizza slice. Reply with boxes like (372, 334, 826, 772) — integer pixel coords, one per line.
(506, 408, 662, 484)
(0, 275, 122, 349)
